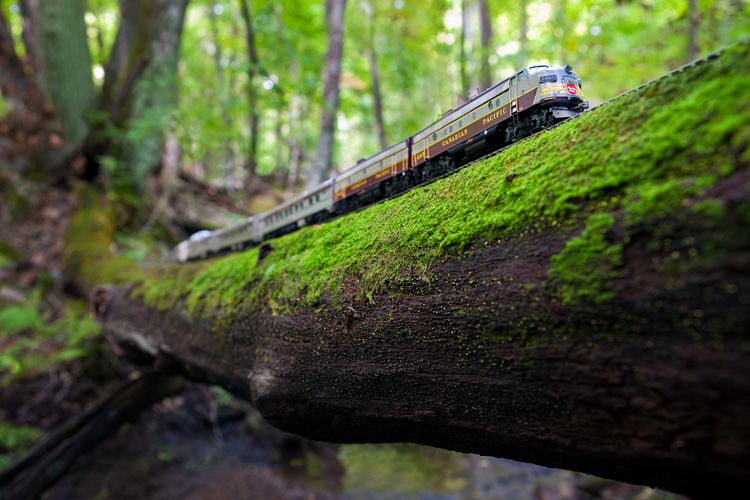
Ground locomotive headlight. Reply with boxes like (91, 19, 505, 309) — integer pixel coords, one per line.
(539, 74, 557, 82)
(564, 64, 573, 73)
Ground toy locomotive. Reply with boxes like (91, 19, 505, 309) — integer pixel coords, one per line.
(166, 63, 587, 263)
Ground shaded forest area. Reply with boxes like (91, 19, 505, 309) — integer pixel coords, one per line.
(1, 1, 750, 499)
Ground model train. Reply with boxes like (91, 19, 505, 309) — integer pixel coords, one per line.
(165, 63, 587, 263)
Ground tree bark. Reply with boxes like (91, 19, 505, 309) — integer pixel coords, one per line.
(37, 0, 95, 143)
(306, 0, 347, 191)
(238, 0, 260, 182)
(210, 4, 235, 181)
(459, 0, 469, 101)
(18, 0, 42, 82)
(366, 0, 387, 149)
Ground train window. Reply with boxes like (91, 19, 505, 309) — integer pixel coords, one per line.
(449, 125, 453, 132)
(458, 120, 462, 127)
(432, 133, 437, 140)
(489, 100, 493, 110)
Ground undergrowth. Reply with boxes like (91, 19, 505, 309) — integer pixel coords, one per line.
(0, 421, 45, 472)
(136, 41, 750, 319)
(0, 291, 101, 385)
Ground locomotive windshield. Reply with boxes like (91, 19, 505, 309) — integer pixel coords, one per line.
(527, 65, 550, 73)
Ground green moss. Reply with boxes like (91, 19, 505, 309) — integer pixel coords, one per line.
(546, 213, 622, 304)
(63, 186, 144, 288)
(623, 176, 715, 227)
(138, 42, 750, 320)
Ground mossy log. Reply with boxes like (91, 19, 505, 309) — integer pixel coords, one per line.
(90, 43, 750, 498)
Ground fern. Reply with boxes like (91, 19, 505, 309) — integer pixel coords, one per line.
(0, 421, 44, 472)
(0, 297, 101, 384)
(0, 306, 47, 336)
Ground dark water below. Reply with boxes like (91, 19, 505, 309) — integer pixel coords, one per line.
(336, 443, 576, 500)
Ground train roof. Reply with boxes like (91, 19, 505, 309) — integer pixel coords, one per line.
(410, 64, 576, 138)
(258, 178, 334, 220)
(336, 139, 409, 178)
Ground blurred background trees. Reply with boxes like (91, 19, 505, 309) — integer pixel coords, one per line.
(1, 2, 749, 496)
(3, 0, 748, 208)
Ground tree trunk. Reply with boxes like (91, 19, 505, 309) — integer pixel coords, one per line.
(306, 0, 347, 191)
(478, 0, 492, 91)
(209, 5, 235, 181)
(238, 0, 260, 182)
(367, 0, 387, 149)
(286, 138, 301, 194)
(85, 0, 190, 195)
(555, 0, 568, 63)
(519, 0, 528, 66)
(688, 0, 700, 61)
(459, 0, 469, 101)
(0, 8, 73, 178)
(37, 0, 95, 143)
(18, 0, 42, 82)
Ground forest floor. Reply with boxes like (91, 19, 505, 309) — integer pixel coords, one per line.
(0, 175, 689, 500)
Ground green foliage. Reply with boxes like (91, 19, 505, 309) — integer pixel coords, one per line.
(169, 0, 750, 186)
(0, 421, 45, 472)
(546, 213, 621, 304)
(0, 295, 101, 384)
(135, 40, 750, 322)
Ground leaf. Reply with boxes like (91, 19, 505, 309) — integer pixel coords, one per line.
(49, 347, 89, 363)
(0, 306, 46, 336)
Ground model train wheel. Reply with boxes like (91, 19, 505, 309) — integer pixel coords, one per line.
(439, 155, 455, 173)
(347, 195, 361, 212)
